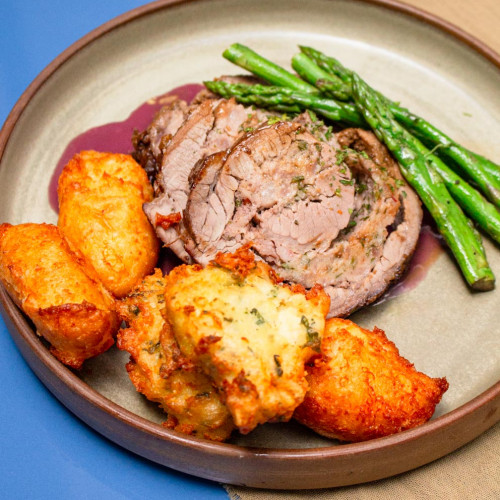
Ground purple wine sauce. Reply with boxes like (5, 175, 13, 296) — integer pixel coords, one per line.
(374, 223, 444, 305)
(49, 82, 443, 299)
(48, 83, 204, 212)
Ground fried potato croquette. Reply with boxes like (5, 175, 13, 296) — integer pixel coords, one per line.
(0, 223, 117, 369)
(294, 318, 449, 442)
(58, 151, 159, 298)
(163, 245, 331, 434)
(117, 270, 235, 441)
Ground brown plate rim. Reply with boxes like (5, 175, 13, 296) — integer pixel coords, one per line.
(0, 0, 499, 490)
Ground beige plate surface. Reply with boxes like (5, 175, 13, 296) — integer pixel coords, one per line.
(0, 0, 499, 490)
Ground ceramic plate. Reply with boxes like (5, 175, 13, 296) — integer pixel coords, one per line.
(0, 0, 499, 489)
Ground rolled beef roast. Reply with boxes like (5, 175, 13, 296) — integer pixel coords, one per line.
(134, 90, 422, 317)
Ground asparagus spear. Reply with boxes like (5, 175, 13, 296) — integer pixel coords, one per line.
(204, 80, 363, 125)
(297, 46, 500, 207)
(351, 74, 495, 290)
(408, 130, 500, 245)
(291, 52, 351, 100)
(391, 106, 500, 207)
(299, 46, 352, 84)
(470, 151, 500, 182)
(223, 43, 318, 94)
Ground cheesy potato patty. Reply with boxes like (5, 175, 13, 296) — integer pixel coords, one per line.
(294, 318, 449, 442)
(0, 223, 117, 368)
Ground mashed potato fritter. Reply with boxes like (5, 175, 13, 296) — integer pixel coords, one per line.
(58, 151, 159, 298)
(163, 246, 331, 434)
(0, 223, 117, 368)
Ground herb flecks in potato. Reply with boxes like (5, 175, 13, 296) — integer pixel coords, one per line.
(117, 269, 235, 442)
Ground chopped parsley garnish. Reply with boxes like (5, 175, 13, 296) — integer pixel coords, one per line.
(143, 341, 161, 354)
(324, 126, 333, 141)
(301, 316, 321, 352)
(292, 175, 311, 200)
(250, 308, 266, 325)
(355, 183, 367, 193)
(267, 115, 281, 125)
(307, 109, 318, 122)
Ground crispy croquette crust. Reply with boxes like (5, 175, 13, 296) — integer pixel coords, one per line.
(58, 151, 160, 298)
(294, 318, 449, 442)
(116, 270, 234, 442)
(0, 223, 117, 369)
(164, 247, 331, 434)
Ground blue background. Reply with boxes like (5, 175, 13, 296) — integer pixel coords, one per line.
(0, 1, 227, 498)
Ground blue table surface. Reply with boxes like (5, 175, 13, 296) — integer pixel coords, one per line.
(0, 1, 227, 498)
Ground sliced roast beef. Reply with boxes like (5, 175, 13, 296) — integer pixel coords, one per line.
(182, 119, 355, 274)
(133, 76, 269, 197)
(141, 97, 272, 261)
(181, 122, 422, 317)
(134, 86, 422, 317)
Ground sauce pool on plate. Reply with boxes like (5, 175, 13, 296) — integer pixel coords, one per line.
(48, 83, 204, 212)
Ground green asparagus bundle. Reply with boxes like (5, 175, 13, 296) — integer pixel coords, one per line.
(223, 43, 319, 94)
(222, 44, 364, 126)
(207, 43, 498, 289)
